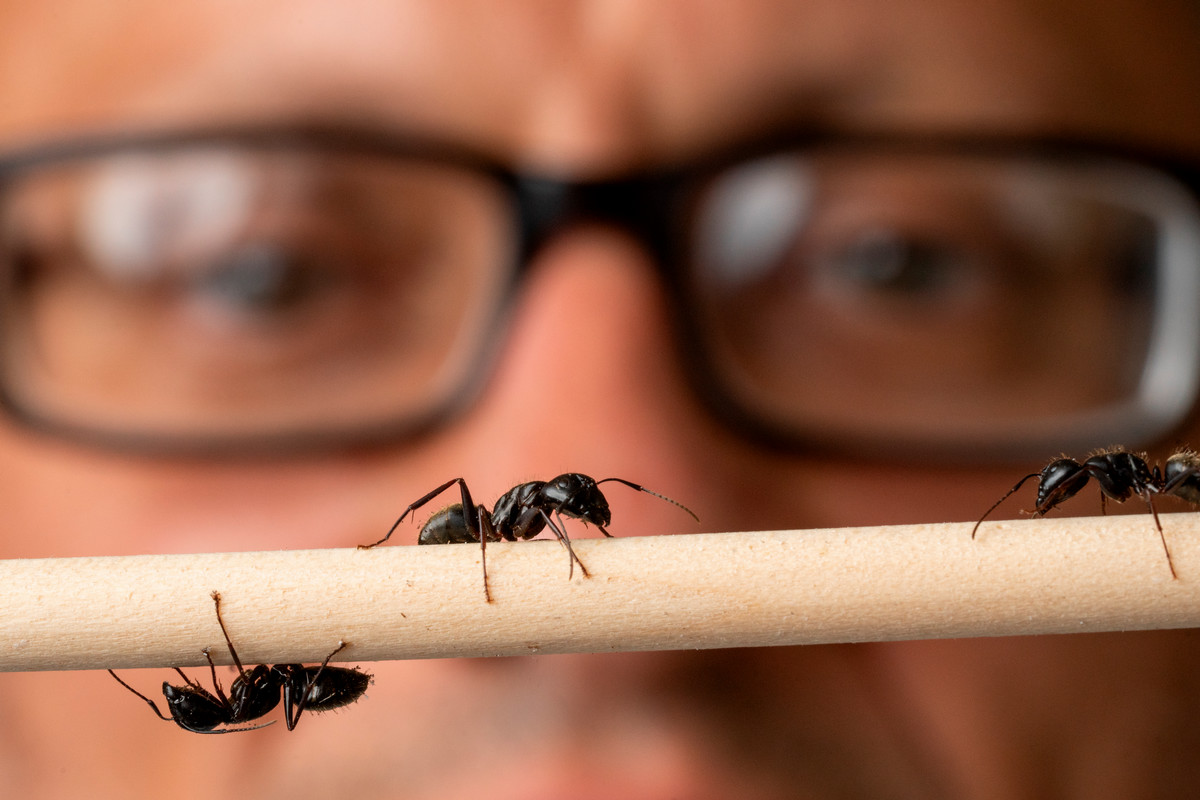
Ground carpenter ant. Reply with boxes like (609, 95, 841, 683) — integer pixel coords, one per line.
(971, 448, 1200, 579)
(108, 591, 372, 733)
(360, 473, 699, 601)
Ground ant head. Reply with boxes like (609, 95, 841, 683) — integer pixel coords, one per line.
(545, 473, 612, 526)
(1036, 458, 1086, 506)
(162, 682, 226, 731)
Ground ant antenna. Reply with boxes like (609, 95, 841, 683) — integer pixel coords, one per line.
(596, 478, 700, 522)
(970, 472, 1039, 539)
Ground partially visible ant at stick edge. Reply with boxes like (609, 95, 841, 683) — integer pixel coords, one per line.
(971, 447, 1200, 579)
(108, 591, 372, 734)
(360, 473, 699, 602)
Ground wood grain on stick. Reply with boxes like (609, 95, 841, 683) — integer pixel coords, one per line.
(2, 512, 1198, 673)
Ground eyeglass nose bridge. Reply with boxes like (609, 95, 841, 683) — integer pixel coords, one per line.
(512, 173, 683, 273)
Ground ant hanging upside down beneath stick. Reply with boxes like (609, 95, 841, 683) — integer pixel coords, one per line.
(971, 447, 1200, 579)
(360, 473, 699, 602)
(108, 591, 372, 733)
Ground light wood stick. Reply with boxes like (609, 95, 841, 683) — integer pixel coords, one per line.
(2, 512, 1198, 673)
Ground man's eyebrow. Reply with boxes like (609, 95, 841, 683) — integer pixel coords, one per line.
(651, 64, 900, 167)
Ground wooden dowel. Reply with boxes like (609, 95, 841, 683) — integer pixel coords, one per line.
(2, 512, 1198, 673)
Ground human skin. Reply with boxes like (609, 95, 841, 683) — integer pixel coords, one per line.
(2, 1, 1200, 798)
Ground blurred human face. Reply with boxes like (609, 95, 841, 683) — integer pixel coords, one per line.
(2, 1, 1200, 798)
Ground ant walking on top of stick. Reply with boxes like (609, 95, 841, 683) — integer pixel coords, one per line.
(108, 591, 372, 733)
(360, 473, 699, 602)
(971, 447, 1200, 579)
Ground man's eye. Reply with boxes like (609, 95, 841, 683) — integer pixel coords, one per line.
(822, 228, 965, 297)
(187, 243, 331, 316)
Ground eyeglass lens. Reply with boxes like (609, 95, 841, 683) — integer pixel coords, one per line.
(683, 147, 1200, 453)
(0, 146, 519, 439)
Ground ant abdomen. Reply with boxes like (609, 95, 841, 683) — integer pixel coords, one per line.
(1164, 451, 1200, 505)
(417, 505, 477, 545)
(294, 664, 373, 713)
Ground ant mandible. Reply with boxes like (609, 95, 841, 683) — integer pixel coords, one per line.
(970, 447, 1200, 579)
(359, 473, 699, 602)
(108, 591, 372, 733)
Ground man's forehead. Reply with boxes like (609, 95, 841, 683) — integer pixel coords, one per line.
(1, 0, 1198, 168)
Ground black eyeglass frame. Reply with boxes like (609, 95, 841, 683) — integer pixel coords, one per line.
(2, 124, 1200, 461)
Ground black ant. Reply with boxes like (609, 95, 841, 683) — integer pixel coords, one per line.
(360, 473, 699, 601)
(971, 448, 1200, 579)
(108, 591, 372, 733)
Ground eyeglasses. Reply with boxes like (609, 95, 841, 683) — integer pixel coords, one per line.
(1, 126, 1199, 460)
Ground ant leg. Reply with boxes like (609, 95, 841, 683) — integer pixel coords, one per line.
(361, 516, 408, 550)
(359, 477, 476, 549)
(478, 508, 496, 604)
(971, 472, 1040, 539)
(107, 670, 174, 722)
(285, 641, 350, 731)
(210, 591, 248, 677)
(1141, 491, 1178, 580)
(173, 667, 205, 692)
(596, 478, 700, 523)
(543, 509, 591, 580)
(201, 647, 234, 709)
